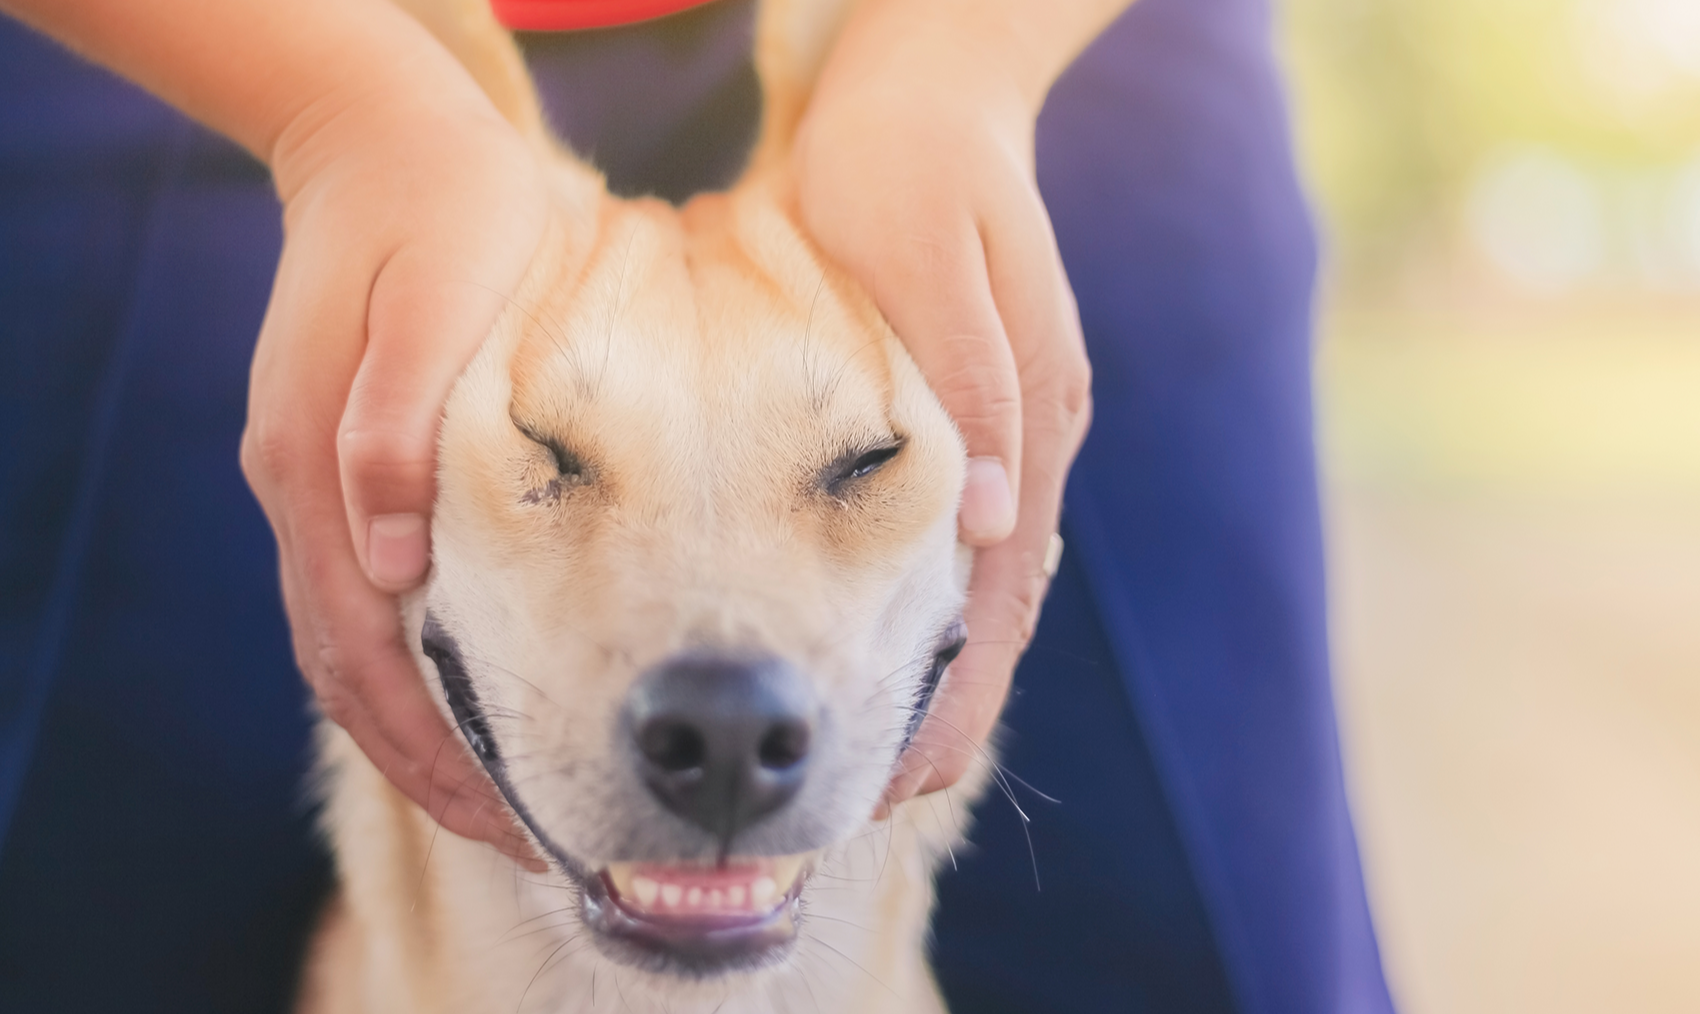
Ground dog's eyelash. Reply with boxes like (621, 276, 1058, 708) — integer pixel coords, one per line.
(825, 441, 903, 493)
(513, 420, 592, 507)
(515, 421, 588, 480)
(846, 445, 900, 479)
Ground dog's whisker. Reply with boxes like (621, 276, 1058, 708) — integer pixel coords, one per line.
(612, 967, 636, 1014)
(594, 224, 641, 399)
(799, 932, 899, 1000)
(799, 269, 828, 412)
(319, 0, 998, 992)
(518, 929, 588, 1014)
(456, 651, 580, 713)
(900, 749, 963, 871)
(800, 912, 880, 935)
(458, 280, 575, 370)
(909, 709, 1061, 808)
(814, 332, 896, 415)
(924, 793, 961, 872)
(500, 904, 581, 941)
(506, 923, 581, 950)
(901, 718, 1044, 892)
(415, 730, 521, 906)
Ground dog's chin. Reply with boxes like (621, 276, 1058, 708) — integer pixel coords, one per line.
(555, 851, 818, 978)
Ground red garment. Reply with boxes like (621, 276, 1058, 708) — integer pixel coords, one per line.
(490, 0, 717, 31)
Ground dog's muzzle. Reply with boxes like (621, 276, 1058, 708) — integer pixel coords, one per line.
(421, 612, 827, 976)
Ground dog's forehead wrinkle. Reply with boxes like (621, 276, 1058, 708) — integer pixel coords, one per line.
(432, 196, 969, 918)
(327, 15, 984, 1007)
(515, 237, 910, 497)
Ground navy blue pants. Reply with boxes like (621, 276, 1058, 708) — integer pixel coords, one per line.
(0, 2, 1393, 1011)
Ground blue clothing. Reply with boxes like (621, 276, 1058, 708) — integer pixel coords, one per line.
(0, 2, 1393, 1012)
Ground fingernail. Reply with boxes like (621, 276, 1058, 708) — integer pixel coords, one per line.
(368, 514, 429, 588)
(959, 458, 1015, 542)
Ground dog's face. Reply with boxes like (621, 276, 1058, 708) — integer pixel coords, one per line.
(412, 172, 968, 979)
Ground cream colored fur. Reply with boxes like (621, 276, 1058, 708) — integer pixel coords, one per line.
(298, 2, 986, 1012)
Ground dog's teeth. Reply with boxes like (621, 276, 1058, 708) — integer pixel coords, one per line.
(770, 856, 804, 891)
(605, 852, 818, 917)
(605, 862, 636, 898)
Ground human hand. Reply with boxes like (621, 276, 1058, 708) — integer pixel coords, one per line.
(240, 54, 549, 867)
(792, 5, 1095, 807)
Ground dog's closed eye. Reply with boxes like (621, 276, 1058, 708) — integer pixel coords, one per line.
(514, 417, 591, 502)
(822, 439, 903, 497)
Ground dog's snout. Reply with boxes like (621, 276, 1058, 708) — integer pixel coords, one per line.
(625, 655, 817, 848)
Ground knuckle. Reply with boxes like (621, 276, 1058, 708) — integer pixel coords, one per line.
(313, 684, 358, 729)
(240, 420, 300, 488)
(298, 647, 352, 722)
(871, 214, 978, 298)
(1059, 355, 1093, 418)
(338, 426, 437, 493)
(988, 577, 1047, 647)
(1008, 601, 1042, 649)
(885, 228, 960, 283)
(1023, 350, 1094, 438)
(929, 350, 1021, 427)
(300, 632, 369, 732)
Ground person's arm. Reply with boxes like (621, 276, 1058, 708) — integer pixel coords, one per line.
(4, 0, 450, 170)
(791, 0, 1134, 805)
(2, 0, 550, 865)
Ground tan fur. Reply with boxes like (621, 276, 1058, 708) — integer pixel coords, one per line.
(301, 2, 985, 1012)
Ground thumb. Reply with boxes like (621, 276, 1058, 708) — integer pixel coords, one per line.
(868, 219, 1022, 545)
(338, 247, 519, 591)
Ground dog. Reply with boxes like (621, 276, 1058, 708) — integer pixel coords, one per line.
(297, 1, 991, 1011)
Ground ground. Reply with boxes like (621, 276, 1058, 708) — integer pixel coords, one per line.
(1319, 304, 1700, 1013)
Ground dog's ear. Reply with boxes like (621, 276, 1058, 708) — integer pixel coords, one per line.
(748, 0, 859, 172)
(389, 0, 606, 207)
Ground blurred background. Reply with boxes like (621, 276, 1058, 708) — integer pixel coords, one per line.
(1278, 0, 1700, 1010)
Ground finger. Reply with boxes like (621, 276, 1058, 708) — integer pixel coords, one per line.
(339, 236, 534, 593)
(981, 174, 1090, 436)
(858, 211, 1023, 546)
(273, 472, 542, 866)
(243, 238, 540, 866)
(885, 192, 1091, 804)
(892, 409, 1081, 801)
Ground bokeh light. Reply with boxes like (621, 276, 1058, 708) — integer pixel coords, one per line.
(1281, 0, 1700, 1010)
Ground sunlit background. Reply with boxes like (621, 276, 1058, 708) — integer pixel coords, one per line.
(1279, 0, 1700, 1010)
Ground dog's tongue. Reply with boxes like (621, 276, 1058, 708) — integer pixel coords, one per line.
(603, 856, 807, 919)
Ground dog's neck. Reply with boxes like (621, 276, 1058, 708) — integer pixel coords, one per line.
(388, 0, 859, 170)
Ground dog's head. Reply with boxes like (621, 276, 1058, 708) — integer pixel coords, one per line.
(411, 165, 969, 978)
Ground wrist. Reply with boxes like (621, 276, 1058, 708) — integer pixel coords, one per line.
(0, 0, 498, 198)
(830, 0, 1131, 118)
(266, 37, 508, 207)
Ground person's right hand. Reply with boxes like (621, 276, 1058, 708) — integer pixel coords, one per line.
(239, 47, 550, 866)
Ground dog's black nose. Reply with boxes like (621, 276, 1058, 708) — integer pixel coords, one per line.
(624, 654, 816, 848)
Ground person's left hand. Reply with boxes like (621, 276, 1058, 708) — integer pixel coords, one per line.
(789, 7, 1094, 809)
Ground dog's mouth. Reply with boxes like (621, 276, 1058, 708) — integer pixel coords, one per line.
(423, 610, 963, 976)
(423, 613, 824, 974)
(580, 853, 815, 972)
